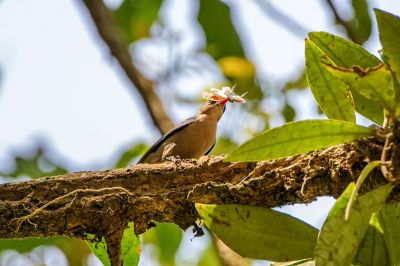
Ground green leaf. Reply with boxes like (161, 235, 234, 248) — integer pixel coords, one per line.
(305, 40, 355, 122)
(114, 0, 163, 43)
(315, 183, 393, 266)
(374, 9, 400, 113)
(351, 89, 384, 125)
(324, 63, 396, 112)
(87, 235, 111, 266)
(115, 143, 147, 168)
(142, 223, 182, 265)
(87, 223, 140, 266)
(226, 119, 373, 162)
(349, 0, 372, 44)
(345, 161, 380, 220)
(375, 9, 400, 87)
(308, 31, 385, 122)
(308, 31, 380, 69)
(198, 0, 244, 59)
(353, 213, 390, 266)
(121, 222, 141, 266)
(378, 205, 400, 265)
(196, 204, 318, 261)
(282, 102, 296, 122)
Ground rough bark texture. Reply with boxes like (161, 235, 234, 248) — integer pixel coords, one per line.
(0, 138, 396, 265)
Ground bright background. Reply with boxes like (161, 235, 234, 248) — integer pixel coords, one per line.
(1, 1, 399, 265)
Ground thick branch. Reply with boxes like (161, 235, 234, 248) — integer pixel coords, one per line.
(80, 0, 174, 134)
(0, 138, 394, 243)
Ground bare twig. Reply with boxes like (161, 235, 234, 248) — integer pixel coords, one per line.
(255, 0, 309, 38)
(381, 132, 395, 181)
(80, 0, 174, 134)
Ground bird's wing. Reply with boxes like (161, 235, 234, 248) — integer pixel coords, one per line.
(137, 117, 196, 163)
(204, 139, 216, 155)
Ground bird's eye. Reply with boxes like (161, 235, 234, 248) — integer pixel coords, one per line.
(208, 100, 217, 104)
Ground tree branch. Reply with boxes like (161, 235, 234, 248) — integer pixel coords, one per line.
(1, 137, 396, 265)
(0, 138, 393, 241)
(80, 0, 174, 134)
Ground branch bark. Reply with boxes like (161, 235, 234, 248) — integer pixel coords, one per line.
(80, 0, 174, 134)
(1, 138, 396, 265)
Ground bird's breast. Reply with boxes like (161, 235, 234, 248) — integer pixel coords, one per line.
(166, 119, 217, 159)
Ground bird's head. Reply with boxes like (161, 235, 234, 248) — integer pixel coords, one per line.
(199, 86, 246, 121)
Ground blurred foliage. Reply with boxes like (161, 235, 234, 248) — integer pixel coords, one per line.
(210, 137, 238, 155)
(197, 240, 222, 266)
(114, 143, 147, 168)
(142, 223, 183, 266)
(114, 0, 163, 43)
(348, 0, 372, 44)
(0, 237, 90, 266)
(0, 147, 66, 179)
(198, 0, 244, 59)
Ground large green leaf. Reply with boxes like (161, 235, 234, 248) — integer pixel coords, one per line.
(378, 206, 400, 265)
(315, 183, 393, 266)
(226, 120, 373, 162)
(324, 63, 396, 112)
(305, 40, 355, 122)
(375, 9, 400, 114)
(353, 213, 390, 265)
(308, 31, 385, 122)
(114, 0, 163, 43)
(375, 9, 400, 86)
(198, 0, 244, 59)
(196, 204, 318, 261)
(87, 222, 140, 266)
(308, 32, 380, 68)
(351, 89, 383, 125)
(142, 223, 182, 266)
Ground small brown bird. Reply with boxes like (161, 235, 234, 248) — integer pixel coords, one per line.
(138, 87, 246, 164)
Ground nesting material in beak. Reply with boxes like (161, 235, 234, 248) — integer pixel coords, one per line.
(202, 86, 247, 104)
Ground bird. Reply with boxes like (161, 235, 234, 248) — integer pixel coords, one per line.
(138, 87, 246, 164)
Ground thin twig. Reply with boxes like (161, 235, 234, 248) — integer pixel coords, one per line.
(255, 0, 309, 38)
(80, 0, 174, 134)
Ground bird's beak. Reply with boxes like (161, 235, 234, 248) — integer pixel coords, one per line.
(219, 98, 229, 105)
